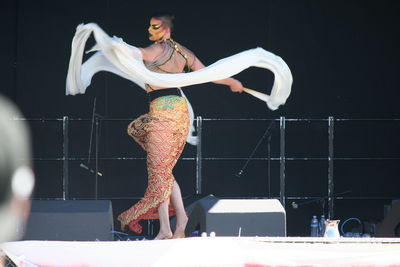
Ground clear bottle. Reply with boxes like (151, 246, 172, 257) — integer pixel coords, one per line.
(319, 215, 326, 237)
(310, 215, 319, 237)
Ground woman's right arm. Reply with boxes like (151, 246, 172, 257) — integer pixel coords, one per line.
(190, 55, 244, 93)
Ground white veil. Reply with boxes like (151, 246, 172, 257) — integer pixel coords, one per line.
(66, 23, 293, 145)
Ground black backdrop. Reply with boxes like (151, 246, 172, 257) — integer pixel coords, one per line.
(1, 0, 399, 236)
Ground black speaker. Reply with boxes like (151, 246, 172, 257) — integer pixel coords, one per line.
(183, 196, 286, 237)
(377, 200, 400, 237)
(23, 200, 114, 241)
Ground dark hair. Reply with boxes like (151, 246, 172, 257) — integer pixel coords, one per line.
(151, 12, 175, 31)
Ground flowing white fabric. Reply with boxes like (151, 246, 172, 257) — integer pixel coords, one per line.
(66, 23, 293, 145)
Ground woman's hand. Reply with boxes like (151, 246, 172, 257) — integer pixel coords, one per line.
(212, 77, 244, 93)
(229, 79, 244, 93)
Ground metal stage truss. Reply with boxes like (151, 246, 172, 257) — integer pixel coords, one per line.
(21, 116, 400, 220)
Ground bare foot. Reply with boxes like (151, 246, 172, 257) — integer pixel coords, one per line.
(173, 216, 188, 239)
(154, 231, 173, 240)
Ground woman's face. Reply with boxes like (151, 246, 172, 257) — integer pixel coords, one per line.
(148, 17, 167, 42)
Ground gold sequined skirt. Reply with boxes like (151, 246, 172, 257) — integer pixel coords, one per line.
(117, 95, 189, 233)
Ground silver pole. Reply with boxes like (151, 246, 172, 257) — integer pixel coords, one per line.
(196, 116, 203, 194)
(328, 116, 335, 219)
(62, 116, 69, 200)
(280, 116, 286, 207)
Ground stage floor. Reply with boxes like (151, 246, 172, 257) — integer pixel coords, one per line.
(2, 237, 400, 267)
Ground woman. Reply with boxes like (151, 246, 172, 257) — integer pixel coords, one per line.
(117, 13, 243, 240)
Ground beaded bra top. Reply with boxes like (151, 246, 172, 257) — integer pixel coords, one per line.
(144, 39, 194, 91)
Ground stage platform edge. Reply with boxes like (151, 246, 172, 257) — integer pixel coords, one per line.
(2, 236, 400, 267)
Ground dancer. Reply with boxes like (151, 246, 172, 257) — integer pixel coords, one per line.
(66, 12, 292, 240)
(117, 13, 243, 240)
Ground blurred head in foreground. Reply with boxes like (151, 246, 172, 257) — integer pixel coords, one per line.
(0, 95, 34, 243)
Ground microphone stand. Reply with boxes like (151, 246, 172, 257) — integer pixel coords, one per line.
(290, 190, 351, 217)
(80, 97, 103, 199)
(235, 120, 275, 189)
(80, 98, 96, 172)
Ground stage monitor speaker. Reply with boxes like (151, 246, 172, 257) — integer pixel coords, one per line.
(22, 200, 114, 241)
(377, 200, 400, 237)
(184, 196, 286, 237)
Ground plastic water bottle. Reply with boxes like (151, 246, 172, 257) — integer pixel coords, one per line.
(319, 215, 326, 237)
(310, 215, 319, 237)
